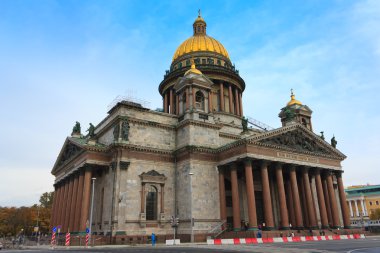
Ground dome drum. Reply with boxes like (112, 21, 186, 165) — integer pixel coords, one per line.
(159, 63, 244, 95)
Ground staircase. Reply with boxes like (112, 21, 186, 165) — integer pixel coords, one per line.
(208, 220, 227, 239)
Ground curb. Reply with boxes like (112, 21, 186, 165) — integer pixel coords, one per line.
(207, 234, 366, 245)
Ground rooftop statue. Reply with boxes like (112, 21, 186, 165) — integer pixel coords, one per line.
(320, 131, 325, 140)
(87, 123, 95, 138)
(242, 117, 248, 132)
(331, 135, 337, 148)
(72, 121, 81, 135)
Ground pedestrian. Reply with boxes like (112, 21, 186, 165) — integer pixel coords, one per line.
(291, 231, 295, 237)
(151, 233, 156, 246)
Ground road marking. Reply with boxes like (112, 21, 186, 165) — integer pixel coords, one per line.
(347, 247, 375, 253)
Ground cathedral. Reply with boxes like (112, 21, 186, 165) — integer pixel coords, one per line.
(50, 13, 353, 242)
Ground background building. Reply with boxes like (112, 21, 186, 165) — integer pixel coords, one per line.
(346, 185, 380, 227)
(50, 13, 353, 242)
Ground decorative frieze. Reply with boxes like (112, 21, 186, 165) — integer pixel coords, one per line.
(277, 152, 319, 164)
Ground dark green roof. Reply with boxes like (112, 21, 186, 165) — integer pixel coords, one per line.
(345, 185, 380, 196)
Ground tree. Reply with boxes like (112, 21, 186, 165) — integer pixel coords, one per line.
(0, 191, 55, 236)
(39, 192, 54, 209)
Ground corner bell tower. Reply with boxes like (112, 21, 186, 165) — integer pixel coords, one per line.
(279, 90, 313, 131)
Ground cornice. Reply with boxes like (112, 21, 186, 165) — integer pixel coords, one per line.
(177, 119, 222, 130)
(128, 118, 176, 131)
(110, 143, 173, 155)
(219, 132, 241, 140)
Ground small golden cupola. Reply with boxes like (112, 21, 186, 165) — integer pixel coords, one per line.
(287, 89, 303, 106)
(184, 59, 202, 76)
(279, 89, 313, 131)
(193, 10, 206, 35)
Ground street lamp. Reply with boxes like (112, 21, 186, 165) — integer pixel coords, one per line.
(35, 205, 40, 245)
(189, 172, 194, 243)
(89, 177, 96, 246)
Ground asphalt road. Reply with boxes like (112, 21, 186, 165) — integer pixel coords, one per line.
(2, 238, 379, 253)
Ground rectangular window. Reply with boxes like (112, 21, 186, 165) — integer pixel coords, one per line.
(370, 201, 373, 206)
(376, 201, 379, 205)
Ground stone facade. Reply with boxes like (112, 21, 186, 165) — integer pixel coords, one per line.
(50, 13, 352, 242)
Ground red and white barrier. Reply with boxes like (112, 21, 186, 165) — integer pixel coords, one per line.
(207, 234, 365, 245)
(51, 232, 56, 248)
(85, 233, 89, 247)
(65, 232, 71, 247)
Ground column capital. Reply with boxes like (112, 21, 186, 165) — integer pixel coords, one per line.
(230, 162, 238, 170)
(217, 166, 225, 173)
(260, 160, 270, 168)
(274, 162, 283, 170)
(244, 159, 252, 167)
(288, 164, 296, 172)
(323, 169, 334, 177)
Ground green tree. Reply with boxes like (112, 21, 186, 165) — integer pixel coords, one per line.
(39, 192, 54, 209)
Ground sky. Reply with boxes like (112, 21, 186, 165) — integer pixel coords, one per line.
(0, 0, 379, 207)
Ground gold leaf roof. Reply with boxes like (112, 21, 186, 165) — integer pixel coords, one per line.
(172, 12, 230, 62)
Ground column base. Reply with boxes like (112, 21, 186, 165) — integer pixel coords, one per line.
(280, 226, 290, 230)
(344, 225, 352, 229)
(294, 226, 304, 230)
(233, 228, 241, 232)
(330, 225, 340, 229)
(321, 225, 329, 229)
(263, 226, 275, 231)
(248, 227, 258, 231)
(307, 226, 319, 230)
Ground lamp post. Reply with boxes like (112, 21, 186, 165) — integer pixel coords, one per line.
(36, 205, 40, 245)
(89, 177, 96, 246)
(189, 172, 194, 243)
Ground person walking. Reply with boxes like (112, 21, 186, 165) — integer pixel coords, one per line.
(151, 233, 156, 246)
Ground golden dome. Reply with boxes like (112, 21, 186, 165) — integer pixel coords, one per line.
(287, 89, 302, 106)
(172, 12, 230, 62)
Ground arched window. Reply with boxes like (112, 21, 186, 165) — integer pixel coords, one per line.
(195, 91, 205, 110)
(302, 118, 307, 127)
(146, 185, 158, 220)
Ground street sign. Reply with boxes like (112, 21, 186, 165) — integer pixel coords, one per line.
(52, 227, 57, 233)
(34, 226, 39, 232)
(170, 216, 180, 227)
(86, 228, 90, 234)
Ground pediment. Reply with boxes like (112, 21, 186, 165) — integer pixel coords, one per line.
(139, 170, 167, 184)
(249, 124, 346, 160)
(173, 73, 213, 92)
(51, 138, 85, 173)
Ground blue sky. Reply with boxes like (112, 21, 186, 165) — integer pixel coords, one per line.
(0, 0, 379, 207)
